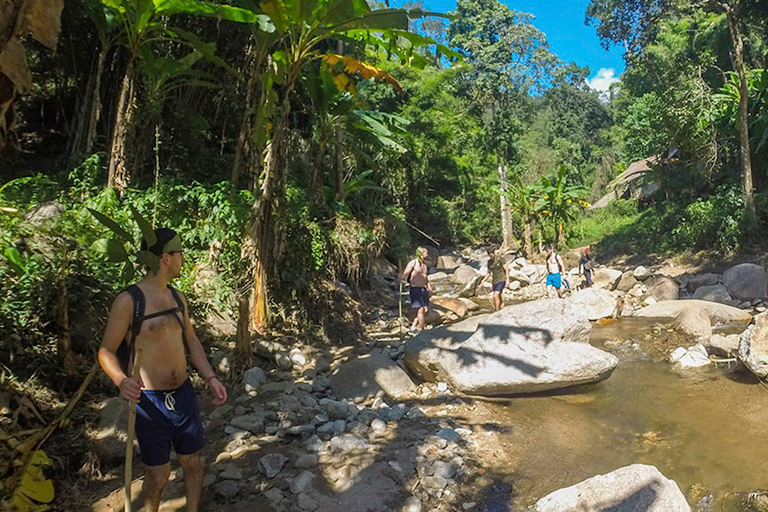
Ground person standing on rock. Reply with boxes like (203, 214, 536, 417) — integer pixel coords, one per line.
(545, 243, 565, 298)
(98, 228, 227, 512)
(485, 246, 510, 310)
(579, 247, 594, 288)
(400, 246, 432, 334)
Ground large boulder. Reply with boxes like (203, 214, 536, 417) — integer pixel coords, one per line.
(672, 307, 711, 339)
(508, 268, 532, 286)
(436, 253, 465, 270)
(615, 272, 638, 293)
(592, 268, 622, 290)
(739, 312, 768, 378)
(457, 274, 483, 298)
(635, 300, 751, 324)
(369, 257, 397, 275)
(723, 263, 767, 301)
(533, 464, 690, 512)
(330, 350, 417, 400)
(567, 288, 617, 320)
(632, 266, 653, 281)
(430, 296, 468, 319)
(681, 273, 720, 293)
(404, 300, 618, 396)
(644, 275, 679, 301)
(706, 333, 740, 357)
(692, 284, 731, 304)
(452, 264, 480, 285)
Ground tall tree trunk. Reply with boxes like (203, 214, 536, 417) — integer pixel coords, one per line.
(232, 45, 257, 188)
(334, 40, 345, 204)
(107, 60, 136, 195)
(309, 122, 329, 208)
(70, 46, 107, 162)
(523, 220, 532, 258)
(724, 3, 756, 221)
(56, 248, 75, 376)
(497, 152, 514, 250)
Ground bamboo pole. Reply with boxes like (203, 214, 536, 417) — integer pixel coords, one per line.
(398, 260, 403, 342)
(125, 349, 142, 512)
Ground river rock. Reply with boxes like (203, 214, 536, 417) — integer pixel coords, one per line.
(592, 268, 622, 290)
(508, 268, 532, 286)
(290, 470, 315, 494)
(616, 272, 638, 293)
(452, 264, 480, 285)
(739, 313, 768, 378)
(672, 307, 711, 339)
(723, 263, 767, 301)
(706, 333, 740, 357)
(533, 464, 690, 512)
(404, 300, 618, 396)
(431, 297, 468, 319)
(692, 284, 732, 304)
(633, 266, 653, 281)
(567, 288, 617, 320)
(437, 253, 465, 269)
(369, 257, 397, 275)
(682, 273, 720, 293)
(329, 349, 417, 400)
(243, 366, 266, 393)
(424, 246, 439, 268)
(635, 300, 751, 324)
(644, 275, 679, 301)
(670, 344, 711, 368)
(457, 274, 483, 298)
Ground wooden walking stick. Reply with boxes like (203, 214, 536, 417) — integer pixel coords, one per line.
(398, 260, 404, 342)
(125, 349, 142, 512)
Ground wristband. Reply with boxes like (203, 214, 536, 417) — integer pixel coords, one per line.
(205, 375, 218, 384)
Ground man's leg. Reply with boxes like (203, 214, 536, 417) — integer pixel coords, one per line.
(417, 306, 427, 330)
(141, 463, 171, 512)
(178, 452, 203, 512)
(493, 292, 502, 310)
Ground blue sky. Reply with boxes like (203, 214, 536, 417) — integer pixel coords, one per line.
(406, 0, 626, 93)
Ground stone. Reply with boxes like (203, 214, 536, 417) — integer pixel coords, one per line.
(739, 312, 768, 378)
(633, 266, 653, 281)
(312, 375, 330, 392)
(723, 263, 768, 301)
(423, 475, 448, 489)
(230, 415, 265, 434)
(431, 296, 468, 319)
(325, 400, 349, 420)
(290, 470, 315, 494)
(692, 284, 732, 304)
(297, 492, 318, 511)
(258, 453, 288, 478)
(437, 254, 465, 269)
(644, 275, 679, 301)
(370, 419, 387, 433)
(213, 480, 240, 500)
(533, 464, 689, 512)
(457, 274, 483, 298)
(370, 257, 397, 275)
(93, 398, 129, 463)
(430, 460, 456, 480)
(615, 272, 638, 293)
(219, 466, 242, 480)
(290, 348, 307, 368)
(672, 308, 711, 339)
(429, 271, 450, 281)
(404, 300, 618, 396)
(567, 288, 617, 320)
(275, 352, 292, 370)
(243, 366, 266, 393)
(402, 496, 423, 512)
(705, 333, 740, 357)
(264, 487, 284, 504)
(452, 264, 480, 285)
(682, 273, 720, 293)
(669, 344, 711, 368)
(329, 349, 417, 401)
(296, 453, 319, 469)
(436, 428, 460, 442)
(330, 434, 369, 453)
(591, 268, 622, 290)
(634, 300, 752, 324)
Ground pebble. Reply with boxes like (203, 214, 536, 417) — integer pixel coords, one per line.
(370, 418, 387, 433)
(297, 492, 318, 511)
(264, 487, 284, 504)
(258, 453, 288, 478)
(290, 348, 308, 368)
(402, 496, 422, 512)
(295, 453, 319, 469)
(430, 460, 456, 480)
(330, 433, 369, 453)
(213, 480, 240, 499)
(219, 466, 242, 480)
(290, 470, 315, 494)
(437, 428, 460, 442)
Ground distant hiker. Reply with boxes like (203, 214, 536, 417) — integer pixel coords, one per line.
(485, 246, 510, 311)
(579, 247, 594, 288)
(544, 243, 565, 298)
(399, 246, 432, 334)
(98, 228, 227, 512)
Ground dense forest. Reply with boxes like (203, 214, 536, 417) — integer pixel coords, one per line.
(2, 0, 768, 505)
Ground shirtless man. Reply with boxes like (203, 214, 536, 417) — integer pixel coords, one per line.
(98, 228, 227, 512)
(545, 243, 566, 298)
(399, 246, 432, 333)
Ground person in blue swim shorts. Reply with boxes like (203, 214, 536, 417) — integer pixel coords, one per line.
(98, 228, 227, 512)
(545, 243, 566, 298)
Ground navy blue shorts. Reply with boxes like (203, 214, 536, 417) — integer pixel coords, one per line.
(136, 379, 206, 466)
(492, 281, 506, 292)
(409, 287, 430, 309)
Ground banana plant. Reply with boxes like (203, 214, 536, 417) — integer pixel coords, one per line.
(530, 164, 589, 247)
(88, 205, 161, 283)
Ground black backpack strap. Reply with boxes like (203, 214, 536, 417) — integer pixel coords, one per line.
(120, 284, 145, 372)
(168, 286, 189, 350)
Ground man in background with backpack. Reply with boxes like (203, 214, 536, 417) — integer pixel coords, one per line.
(399, 246, 432, 334)
(579, 246, 594, 288)
(98, 228, 227, 512)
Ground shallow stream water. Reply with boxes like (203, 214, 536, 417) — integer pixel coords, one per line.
(481, 317, 768, 510)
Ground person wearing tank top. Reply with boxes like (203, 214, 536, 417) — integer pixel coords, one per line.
(545, 243, 565, 298)
(399, 246, 432, 333)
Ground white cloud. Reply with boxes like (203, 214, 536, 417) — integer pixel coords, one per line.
(587, 68, 621, 93)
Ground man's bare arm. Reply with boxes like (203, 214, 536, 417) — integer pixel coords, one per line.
(97, 292, 142, 402)
(180, 293, 227, 405)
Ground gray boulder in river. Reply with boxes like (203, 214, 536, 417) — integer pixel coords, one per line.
(534, 464, 690, 512)
(739, 312, 768, 378)
(403, 299, 618, 396)
(635, 300, 751, 324)
(723, 263, 767, 301)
